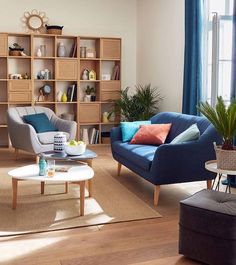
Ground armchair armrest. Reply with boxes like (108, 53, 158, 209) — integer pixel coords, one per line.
(53, 117, 77, 140)
(111, 127, 122, 143)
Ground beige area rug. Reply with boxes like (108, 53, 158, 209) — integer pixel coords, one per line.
(0, 161, 161, 236)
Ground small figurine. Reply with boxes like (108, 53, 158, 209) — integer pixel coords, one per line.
(82, 69, 89, 80)
(89, 70, 96, 80)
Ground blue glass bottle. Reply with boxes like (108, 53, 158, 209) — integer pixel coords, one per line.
(39, 155, 47, 176)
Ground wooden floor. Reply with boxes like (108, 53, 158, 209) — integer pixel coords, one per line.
(0, 146, 232, 265)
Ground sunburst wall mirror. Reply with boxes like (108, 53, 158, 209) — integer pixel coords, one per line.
(22, 9, 49, 33)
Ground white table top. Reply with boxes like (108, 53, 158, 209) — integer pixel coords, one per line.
(205, 160, 236, 175)
(8, 164, 94, 182)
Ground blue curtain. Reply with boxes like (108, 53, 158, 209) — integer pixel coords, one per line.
(182, 0, 203, 115)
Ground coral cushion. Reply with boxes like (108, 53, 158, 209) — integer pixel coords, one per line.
(131, 124, 172, 145)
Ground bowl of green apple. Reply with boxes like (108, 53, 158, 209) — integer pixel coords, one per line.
(64, 140, 86, 156)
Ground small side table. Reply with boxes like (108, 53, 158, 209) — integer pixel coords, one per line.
(205, 160, 235, 193)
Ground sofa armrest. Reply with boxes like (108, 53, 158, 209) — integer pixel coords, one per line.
(150, 140, 216, 184)
(111, 127, 122, 143)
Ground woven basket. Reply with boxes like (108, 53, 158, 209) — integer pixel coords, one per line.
(214, 145, 236, 170)
(47, 28, 62, 35)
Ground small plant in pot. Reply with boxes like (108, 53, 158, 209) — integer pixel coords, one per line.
(198, 96, 236, 170)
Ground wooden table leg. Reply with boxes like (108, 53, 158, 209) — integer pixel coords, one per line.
(12, 178, 18, 209)
(88, 179, 92, 197)
(65, 182, 68, 193)
(41, 181, 45, 194)
(80, 181, 85, 216)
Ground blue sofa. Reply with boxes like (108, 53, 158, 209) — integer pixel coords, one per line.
(111, 112, 222, 206)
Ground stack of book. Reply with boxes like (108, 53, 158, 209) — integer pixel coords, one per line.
(66, 84, 77, 102)
(80, 128, 99, 144)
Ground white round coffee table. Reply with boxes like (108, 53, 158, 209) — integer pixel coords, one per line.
(8, 163, 94, 216)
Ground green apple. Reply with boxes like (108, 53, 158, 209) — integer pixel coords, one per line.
(69, 140, 78, 146)
(77, 140, 85, 145)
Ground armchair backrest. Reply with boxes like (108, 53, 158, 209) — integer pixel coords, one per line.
(150, 112, 218, 143)
(7, 106, 56, 124)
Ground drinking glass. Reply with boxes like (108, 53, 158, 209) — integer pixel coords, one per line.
(47, 160, 55, 177)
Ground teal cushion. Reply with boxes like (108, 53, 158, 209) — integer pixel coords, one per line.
(171, 123, 200, 144)
(120, 121, 151, 142)
(23, 113, 57, 133)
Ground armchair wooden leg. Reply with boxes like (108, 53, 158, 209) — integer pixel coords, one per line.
(14, 148, 19, 161)
(117, 163, 122, 176)
(154, 185, 160, 206)
(36, 155, 40, 164)
(207, 180, 212, 190)
(41, 181, 45, 194)
(65, 182, 68, 193)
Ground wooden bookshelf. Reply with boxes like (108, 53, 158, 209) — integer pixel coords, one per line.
(0, 32, 121, 147)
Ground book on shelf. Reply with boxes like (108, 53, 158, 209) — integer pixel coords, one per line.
(81, 127, 99, 145)
(94, 130, 99, 144)
(89, 128, 97, 144)
(66, 84, 77, 102)
(70, 41, 77, 58)
(111, 65, 120, 80)
(81, 128, 89, 144)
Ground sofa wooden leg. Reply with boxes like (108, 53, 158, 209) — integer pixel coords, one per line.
(154, 185, 160, 206)
(117, 163, 122, 176)
(207, 180, 212, 190)
(14, 148, 19, 160)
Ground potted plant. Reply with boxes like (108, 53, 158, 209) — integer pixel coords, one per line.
(198, 96, 236, 170)
(111, 84, 163, 121)
(84, 85, 92, 102)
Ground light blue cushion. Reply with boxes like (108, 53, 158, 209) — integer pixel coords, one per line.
(120, 121, 151, 142)
(171, 123, 200, 144)
(23, 113, 57, 133)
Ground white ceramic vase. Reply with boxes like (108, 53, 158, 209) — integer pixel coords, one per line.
(58, 42, 66, 57)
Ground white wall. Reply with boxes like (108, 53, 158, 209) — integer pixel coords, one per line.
(137, 0, 184, 112)
(0, 0, 137, 88)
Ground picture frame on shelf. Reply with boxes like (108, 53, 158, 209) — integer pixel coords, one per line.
(86, 48, 96, 58)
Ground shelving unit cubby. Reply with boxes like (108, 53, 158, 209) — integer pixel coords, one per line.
(0, 32, 121, 147)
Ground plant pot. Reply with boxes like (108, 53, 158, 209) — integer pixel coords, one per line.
(214, 145, 236, 170)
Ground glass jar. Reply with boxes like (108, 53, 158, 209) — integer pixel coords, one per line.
(80, 46, 86, 58)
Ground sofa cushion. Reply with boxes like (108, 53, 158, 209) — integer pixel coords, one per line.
(112, 141, 158, 171)
(23, 113, 57, 133)
(120, 121, 151, 142)
(37, 131, 69, 145)
(171, 123, 200, 144)
(131, 124, 172, 145)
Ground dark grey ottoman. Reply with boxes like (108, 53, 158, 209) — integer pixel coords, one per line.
(179, 189, 236, 265)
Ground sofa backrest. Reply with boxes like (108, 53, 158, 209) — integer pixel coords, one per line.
(151, 112, 211, 143)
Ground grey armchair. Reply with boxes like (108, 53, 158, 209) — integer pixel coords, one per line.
(7, 106, 77, 157)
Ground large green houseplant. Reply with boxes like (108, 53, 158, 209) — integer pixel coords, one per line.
(198, 96, 236, 169)
(111, 84, 163, 121)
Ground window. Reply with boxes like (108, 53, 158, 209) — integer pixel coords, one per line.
(204, 0, 233, 106)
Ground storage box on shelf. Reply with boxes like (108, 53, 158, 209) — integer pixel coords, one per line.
(0, 32, 121, 147)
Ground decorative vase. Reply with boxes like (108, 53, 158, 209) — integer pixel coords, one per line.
(37, 48, 42, 57)
(61, 92, 67, 102)
(82, 69, 89, 80)
(57, 91, 63, 102)
(54, 132, 67, 153)
(58, 42, 66, 57)
(102, 112, 109, 123)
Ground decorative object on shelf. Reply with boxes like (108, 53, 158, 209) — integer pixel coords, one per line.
(82, 69, 89, 80)
(198, 96, 236, 170)
(84, 95, 91, 102)
(37, 69, 51, 80)
(89, 70, 96, 80)
(102, 112, 109, 123)
(64, 140, 86, 156)
(9, 43, 24, 56)
(86, 48, 96, 58)
(40, 44, 46, 57)
(61, 113, 75, 121)
(67, 84, 76, 102)
(9, 74, 23, 79)
(38, 84, 51, 102)
(57, 42, 66, 57)
(61, 92, 68, 102)
(23, 73, 29, 79)
(102, 74, 111, 80)
(57, 91, 63, 102)
(80, 46, 86, 58)
(46, 25, 63, 35)
(36, 48, 42, 57)
(54, 132, 67, 153)
(111, 64, 120, 80)
(21, 9, 49, 33)
(113, 84, 163, 121)
(84, 85, 95, 102)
